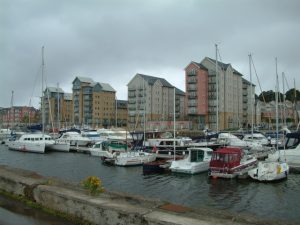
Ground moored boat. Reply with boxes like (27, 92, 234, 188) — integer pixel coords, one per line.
(170, 147, 213, 174)
(114, 151, 156, 166)
(7, 133, 53, 153)
(209, 147, 257, 179)
(89, 140, 128, 157)
(248, 161, 289, 182)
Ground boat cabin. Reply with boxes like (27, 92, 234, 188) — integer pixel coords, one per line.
(285, 132, 300, 149)
(210, 147, 242, 169)
(189, 147, 212, 163)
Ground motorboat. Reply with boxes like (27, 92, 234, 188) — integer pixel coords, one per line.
(242, 133, 269, 146)
(267, 131, 300, 169)
(56, 131, 92, 147)
(7, 133, 54, 153)
(50, 140, 70, 152)
(103, 151, 156, 166)
(170, 147, 213, 174)
(248, 161, 289, 182)
(97, 128, 133, 142)
(89, 140, 128, 157)
(209, 147, 257, 179)
(146, 138, 190, 155)
(81, 130, 101, 142)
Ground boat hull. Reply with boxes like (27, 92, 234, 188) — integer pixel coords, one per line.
(7, 141, 45, 153)
(115, 152, 156, 166)
(248, 161, 289, 182)
(170, 161, 209, 174)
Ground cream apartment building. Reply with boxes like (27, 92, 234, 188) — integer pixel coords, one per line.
(127, 73, 185, 130)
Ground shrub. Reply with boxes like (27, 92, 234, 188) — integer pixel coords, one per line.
(81, 176, 104, 195)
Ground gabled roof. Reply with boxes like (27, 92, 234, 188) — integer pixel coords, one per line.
(45, 87, 64, 93)
(242, 78, 255, 86)
(73, 76, 94, 84)
(206, 57, 231, 70)
(175, 88, 185, 96)
(137, 73, 174, 88)
(184, 61, 208, 71)
(64, 93, 72, 100)
(98, 82, 116, 92)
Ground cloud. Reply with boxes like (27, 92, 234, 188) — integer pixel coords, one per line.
(1, 0, 299, 108)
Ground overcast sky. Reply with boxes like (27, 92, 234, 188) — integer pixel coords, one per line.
(1, 0, 299, 108)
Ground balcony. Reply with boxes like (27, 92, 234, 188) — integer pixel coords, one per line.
(188, 78, 197, 83)
(187, 71, 196, 76)
(188, 85, 197, 91)
(208, 95, 216, 100)
(188, 108, 197, 115)
(188, 93, 197, 99)
(188, 102, 197, 107)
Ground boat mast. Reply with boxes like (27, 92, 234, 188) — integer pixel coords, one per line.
(115, 96, 117, 128)
(173, 87, 176, 161)
(143, 79, 146, 147)
(282, 73, 286, 127)
(10, 90, 14, 129)
(215, 44, 219, 133)
(42, 46, 45, 134)
(249, 54, 254, 139)
(275, 58, 279, 151)
(57, 82, 60, 130)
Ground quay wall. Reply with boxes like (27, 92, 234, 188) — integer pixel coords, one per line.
(0, 165, 292, 225)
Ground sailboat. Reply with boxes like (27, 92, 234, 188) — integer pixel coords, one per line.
(7, 47, 55, 153)
(248, 57, 289, 181)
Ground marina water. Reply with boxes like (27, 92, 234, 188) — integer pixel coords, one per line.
(0, 144, 299, 223)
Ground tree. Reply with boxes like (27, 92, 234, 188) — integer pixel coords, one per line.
(285, 88, 300, 102)
(258, 90, 284, 103)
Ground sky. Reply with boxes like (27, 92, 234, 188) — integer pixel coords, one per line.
(1, 0, 299, 108)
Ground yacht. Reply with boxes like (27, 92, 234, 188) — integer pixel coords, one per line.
(248, 161, 289, 182)
(268, 131, 300, 170)
(56, 131, 92, 147)
(7, 133, 54, 153)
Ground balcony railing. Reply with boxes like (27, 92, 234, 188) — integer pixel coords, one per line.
(188, 86, 197, 91)
(188, 93, 197, 98)
(187, 78, 197, 83)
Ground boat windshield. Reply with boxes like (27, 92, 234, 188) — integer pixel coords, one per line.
(285, 137, 300, 149)
(191, 150, 204, 162)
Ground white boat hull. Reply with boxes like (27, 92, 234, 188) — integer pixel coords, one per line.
(170, 161, 209, 174)
(89, 149, 112, 158)
(115, 152, 156, 166)
(50, 143, 70, 152)
(248, 161, 289, 181)
(7, 141, 45, 153)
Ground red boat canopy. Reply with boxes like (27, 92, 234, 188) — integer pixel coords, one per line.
(214, 147, 242, 155)
(210, 147, 242, 168)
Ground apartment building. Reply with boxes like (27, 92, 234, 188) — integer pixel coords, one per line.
(242, 78, 256, 127)
(43, 87, 73, 129)
(127, 73, 185, 130)
(72, 76, 116, 128)
(0, 106, 39, 127)
(185, 57, 255, 130)
(116, 100, 128, 127)
(184, 62, 209, 129)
